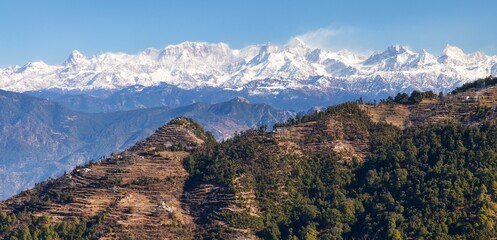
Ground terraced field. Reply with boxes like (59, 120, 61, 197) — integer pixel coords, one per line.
(363, 85, 497, 130)
(0, 118, 250, 239)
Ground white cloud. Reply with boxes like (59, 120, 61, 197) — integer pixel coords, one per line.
(290, 26, 354, 50)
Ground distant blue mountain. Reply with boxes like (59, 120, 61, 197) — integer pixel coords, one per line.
(26, 83, 370, 113)
(0, 90, 294, 200)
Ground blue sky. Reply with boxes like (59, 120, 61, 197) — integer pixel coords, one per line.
(0, 0, 496, 67)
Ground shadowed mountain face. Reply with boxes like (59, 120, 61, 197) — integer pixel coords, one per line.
(0, 90, 294, 200)
(26, 83, 371, 113)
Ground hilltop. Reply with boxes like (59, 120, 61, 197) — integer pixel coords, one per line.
(364, 76, 497, 128)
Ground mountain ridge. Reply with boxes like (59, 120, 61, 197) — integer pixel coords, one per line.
(0, 90, 294, 200)
(2, 41, 496, 98)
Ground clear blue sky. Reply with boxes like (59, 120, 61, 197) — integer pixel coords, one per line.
(0, 0, 496, 67)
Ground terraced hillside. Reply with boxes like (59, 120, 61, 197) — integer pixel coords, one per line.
(4, 77, 497, 239)
(0, 118, 248, 239)
(0, 104, 375, 239)
(273, 105, 371, 162)
(364, 78, 497, 129)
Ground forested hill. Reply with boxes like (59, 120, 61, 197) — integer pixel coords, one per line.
(3, 77, 497, 239)
(185, 102, 497, 239)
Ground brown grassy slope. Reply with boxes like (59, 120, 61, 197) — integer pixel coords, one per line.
(0, 118, 205, 239)
(362, 84, 497, 130)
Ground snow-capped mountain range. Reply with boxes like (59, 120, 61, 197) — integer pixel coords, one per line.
(1, 39, 496, 98)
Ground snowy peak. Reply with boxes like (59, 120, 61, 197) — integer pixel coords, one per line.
(374, 44, 406, 55)
(415, 49, 438, 66)
(157, 41, 235, 70)
(386, 44, 410, 54)
(286, 38, 307, 50)
(288, 37, 305, 45)
(64, 50, 88, 66)
(365, 45, 412, 62)
(1, 41, 497, 96)
(16, 61, 50, 73)
(161, 41, 231, 57)
(363, 45, 419, 70)
(438, 44, 467, 63)
(442, 44, 465, 57)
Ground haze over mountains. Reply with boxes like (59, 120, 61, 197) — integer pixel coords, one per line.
(2, 40, 496, 111)
(0, 90, 293, 200)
